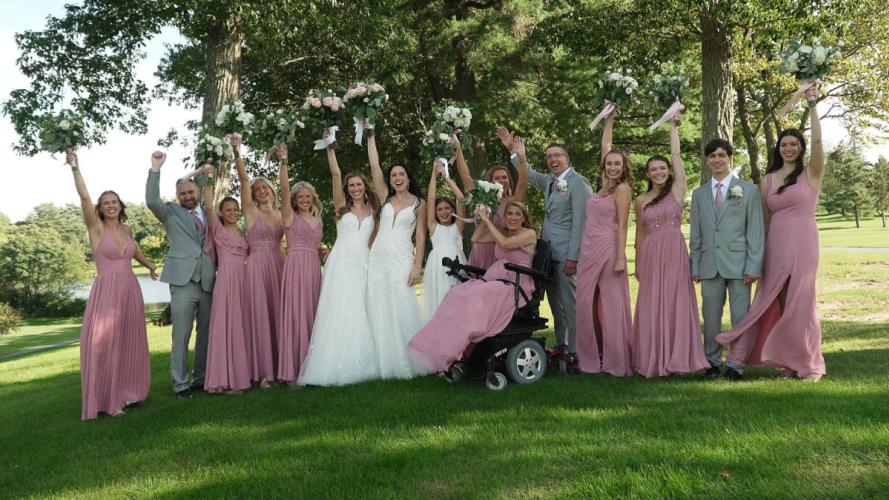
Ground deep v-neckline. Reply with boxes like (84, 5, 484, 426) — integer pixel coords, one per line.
(385, 202, 415, 228)
(104, 228, 128, 258)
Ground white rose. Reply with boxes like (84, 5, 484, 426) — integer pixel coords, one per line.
(811, 46, 828, 66)
(220, 104, 230, 115)
(58, 120, 71, 130)
(730, 185, 743, 198)
(438, 133, 450, 142)
(625, 87, 633, 95)
(557, 179, 568, 191)
(215, 146, 224, 156)
(798, 45, 813, 54)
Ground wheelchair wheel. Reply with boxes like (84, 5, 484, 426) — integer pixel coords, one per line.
(505, 340, 547, 384)
(486, 372, 508, 391)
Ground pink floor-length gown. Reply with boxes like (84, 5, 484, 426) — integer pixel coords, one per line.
(80, 230, 150, 420)
(203, 224, 251, 393)
(409, 241, 535, 373)
(717, 171, 825, 378)
(575, 194, 633, 376)
(633, 195, 709, 378)
(277, 215, 323, 383)
(468, 199, 509, 269)
(245, 217, 284, 382)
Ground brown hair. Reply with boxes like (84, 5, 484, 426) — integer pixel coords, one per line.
(504, 200, 536, 232)
(485, 166, 514, 197)
(95, 190, 127, 223)
(434, 197, 457, 226)
(600, 149, 634, 193)
(644, 155, 674, 210)
(337, 171, 381, 221)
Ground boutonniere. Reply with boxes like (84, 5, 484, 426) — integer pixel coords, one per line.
(557, 179, 569, 192)
(729, 185, 744, 199)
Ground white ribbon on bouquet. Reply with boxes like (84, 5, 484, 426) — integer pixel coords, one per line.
(313, 125, 339, 150)
(353, 117, 374, 145)
(776, 79, 817, 118)
(436, 157, 450, 179)
(648, 99, 685, 132)
(588, 100, 617, 132)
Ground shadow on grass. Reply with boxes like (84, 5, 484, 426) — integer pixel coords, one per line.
(0, 321, 887, 497)
(0, 325, 81, 359)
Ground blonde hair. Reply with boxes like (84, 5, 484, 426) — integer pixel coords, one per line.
(250, 177, 278, 207)
(291, 181, 323, 217)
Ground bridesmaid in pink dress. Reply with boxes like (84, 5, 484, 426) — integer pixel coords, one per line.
(232, 135, 284, 387)
(409, 201, 537, 373)
(717, 85, 827, 381)
(454, 131, 529, 268)
(273, 144, 324, 386)
(66, 150, 155, 420)
(575, 113, 633, 376)
(632, 114, 709, 377)
(199, 166, 251, 394)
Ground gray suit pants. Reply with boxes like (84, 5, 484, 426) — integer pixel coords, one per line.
(546, 261, 578, 353)
(169, 281, 212, 392)
(701, 274, 751, 371)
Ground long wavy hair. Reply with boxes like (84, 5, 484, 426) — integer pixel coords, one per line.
(434, 197, 457, 226)
(385, 164, 423, 203)
(485, 166, 514, 197)
(504, 200, 537, 232)
(337, 171, 380, 221)
(217, 197, 240, 225)
(290, 181, 323, 217)
(95, 190, 127, 223)
(644, 155, 674, 210)
(767, 128, 807, 194)
(600, 149, 634, 194)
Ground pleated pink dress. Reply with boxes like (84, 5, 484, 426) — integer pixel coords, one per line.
(575, 194, 633, 376)
(468, 199, 508, 269)
(204, 224, 251, 393)
(717, 171, 825, 378)
(633, 195, 709, 377)
(277, 216, 323, 383)
(80, 230, 149, 420)
(245, 217, 284, 382)
(409, 240, 535, 373)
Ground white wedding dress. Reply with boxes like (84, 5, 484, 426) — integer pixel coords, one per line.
(366, 202, 429, 379)
(422, 223, 466, 321)
(298, 212, 379, 386)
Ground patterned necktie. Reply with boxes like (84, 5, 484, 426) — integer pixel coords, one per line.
(715, 183, 724, 211)
(192, 210, 205, 237)
(550, 177, 558, 193)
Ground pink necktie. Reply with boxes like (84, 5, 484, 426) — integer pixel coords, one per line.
(715, 183, 724, 211)
(192, 210, 205, 236)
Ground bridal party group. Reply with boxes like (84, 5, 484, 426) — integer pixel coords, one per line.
(69, 85, 826, 420)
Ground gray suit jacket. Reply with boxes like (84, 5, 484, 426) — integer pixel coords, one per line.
(146, 169, 216, 292)
(514, 157, 592, 262)
(689, 176, 764, 280)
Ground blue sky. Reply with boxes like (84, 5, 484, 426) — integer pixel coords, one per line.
(0, 1, 885, 222)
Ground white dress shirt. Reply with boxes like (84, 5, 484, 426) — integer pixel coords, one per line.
(711, 172, 734, 202)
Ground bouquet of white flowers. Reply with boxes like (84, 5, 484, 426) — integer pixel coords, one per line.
(302, 89, 345, 150)
(463, 179, 504, 216)
(194, 132, 234, 183)
(344, 82, 388, 144)
(215, 99, 255, 136)
(590, 70, 638, 131)
(254, 107, 305, 146)
(421, 105, 473, 176)
(776, 38, 841, 116)
(38, 109, 86, 155)
(649, 72, 688, 132)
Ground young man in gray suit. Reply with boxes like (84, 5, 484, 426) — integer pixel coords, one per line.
(502, 129, 592, 366)
(146, 151, 216, 399)
(690, 139, 764, 381)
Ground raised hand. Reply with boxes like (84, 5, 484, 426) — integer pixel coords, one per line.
(806, 81, 820, 103)
(513, 136, 527, 162)
(474, 204, 490, 221)
(276, 142, 288, 162)
(434, 158, 445, 176)
(65, 149, 78, 168)
(228, 132, 242, 151)
(201, 164, 215, 177)
(151, 151, 166, 170)
(496, 126, 514, 152)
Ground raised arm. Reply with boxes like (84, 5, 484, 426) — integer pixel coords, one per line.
(512, 136, 529, 202)
(452, 133, 475, 192)
(367, 130, 388, 202)
(427, 160, 440, 235)
(146, 151, 168, 222)
(443, 175, 466, 232)
(201, 164, 217, 231)
(409, 199, 427, 286)
(66, 150, 100, 237)
(326, 142, 346, 211)
(807, 85, 825, 188)
(600, 111, 615, 164)
(668, 114, 688, 203)
(613, 183, 631, 274)
(276, 143, 294, 227)
(689, 193, 701, 282)
(231, 134, 255, 219)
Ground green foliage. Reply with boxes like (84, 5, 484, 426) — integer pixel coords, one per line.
(868, 156, 889, 226)
(19, 203, 90, 261)
(37, 109, 88, 154)
(0, 225, 90, 317)
(0, 303, 20, 336)
(821, 143, 874, 224)
(125, 204, 169, 263)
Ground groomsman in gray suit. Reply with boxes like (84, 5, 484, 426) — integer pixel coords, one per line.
(503, 128, 592, 364)
(146, 151, 216, 398)
(690, 139, 764, 381)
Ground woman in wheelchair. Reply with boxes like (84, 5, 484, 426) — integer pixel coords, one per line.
(408, 201, 537, 374)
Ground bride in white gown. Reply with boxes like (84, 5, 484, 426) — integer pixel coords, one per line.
(298, 141, 380, 386)
(366, 130, 429, 379)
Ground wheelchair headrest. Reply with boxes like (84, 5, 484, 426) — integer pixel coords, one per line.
(531, 239, 552, 276)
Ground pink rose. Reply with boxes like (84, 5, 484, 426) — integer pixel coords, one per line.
(310, 97, 322, 108)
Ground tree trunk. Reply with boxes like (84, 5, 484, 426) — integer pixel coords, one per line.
(854, 205, 860, 228)
(736, 83, 761, 185)
(202, 13, 243, 204)
(699, 12, 734, 185)
(453, 35, 485, 176)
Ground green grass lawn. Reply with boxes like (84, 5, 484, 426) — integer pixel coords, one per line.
(2, 246, 888, 497)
